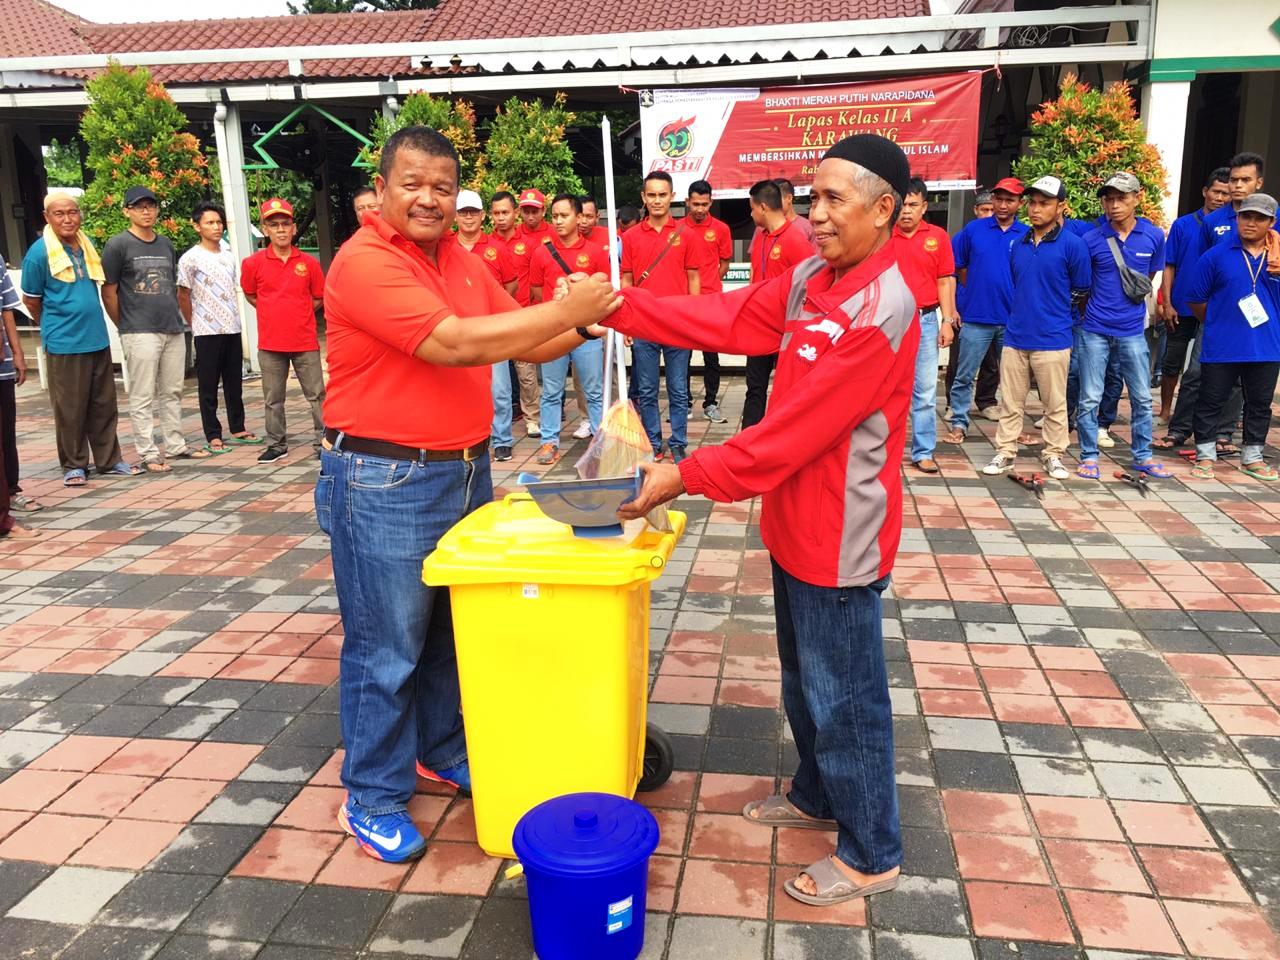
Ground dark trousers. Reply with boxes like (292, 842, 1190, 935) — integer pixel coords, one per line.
(701, 352, 721, 407)
(1168, 331, 1243, 442)
(944, 337, 1000, 411)
(773, 560, 900, 874)
(1162, 316, 1198, 378)
(743, 353, 777, 429)
(46, 348, 123, 473)
(0, 380, 17, 493)
(259, 348, 326, 452)
(0, 406, 11, 535)
(1194, 362, 1280, 449)
(195, 333, 246, 441)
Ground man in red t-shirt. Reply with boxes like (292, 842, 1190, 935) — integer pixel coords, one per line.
(742, 179, 819, 429)
(528, 194, 611, 461)
(240, 198, 326, 464)
(621, 171, 704, 462)
(489, 190, 541, 436)
(454, 190, 520, 462)
(891, 177, 957, 473)
(321, 127, 618, 863)
(684, 180, 733, 423)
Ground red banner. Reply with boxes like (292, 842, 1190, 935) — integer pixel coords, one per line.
(639, 72, 983, 198)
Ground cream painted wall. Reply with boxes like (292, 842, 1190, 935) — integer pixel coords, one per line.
(1152, 0, 1280, 60)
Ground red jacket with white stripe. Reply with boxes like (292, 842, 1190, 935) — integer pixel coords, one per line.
(608, 241, 919, 588)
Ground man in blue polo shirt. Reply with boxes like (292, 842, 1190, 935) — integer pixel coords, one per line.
(1076, 172, 1170, 480)
(984, 176, 1090, 481)
(1156, 167, 1235, 446)
(944, 177, 1028, 444)
(1202, 152, 1265, 250)
(1185, 193, 1280, 481)
(1062, 213, 1120, 439)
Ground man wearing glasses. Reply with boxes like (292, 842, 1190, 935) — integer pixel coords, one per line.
(240, 198, 326, 464)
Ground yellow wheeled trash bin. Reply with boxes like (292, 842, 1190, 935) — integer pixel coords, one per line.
(422, 492, 686, 858)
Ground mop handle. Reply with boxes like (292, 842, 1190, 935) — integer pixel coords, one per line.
(601, 117, 627, 408)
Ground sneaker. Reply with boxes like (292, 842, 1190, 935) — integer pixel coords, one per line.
(257, 447, 287, 464)
(669, 444, 688, 464)
(572, 421, 593, 440)
(983, 454, 1014, 475)
(493, 446, 513, 462)
(338, 802, 426, 863)
(526, 421, 541, 438)
(536, 443, 559, 465)
(978, 405, 1002, 421)
(1044, 456, 1070, 480)
(1097, 431, 1115, 448)
(704, 403, 727, 424)
(653, 444, 667, 462)
(415, 759, 472, 796)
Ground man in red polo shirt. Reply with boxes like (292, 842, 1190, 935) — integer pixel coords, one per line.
(892, 177, 957, 473)
(742, 179, 818, 428)
(684, 179, 733, 423)
(240, 198, 326, 464)
(489, 190, 540, 437)
(621, 171, 703, 462)
(455, 189, 519, 462)
(320, 126, 618, 863)
(529, 193, 611, 462)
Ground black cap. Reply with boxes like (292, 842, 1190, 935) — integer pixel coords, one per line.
(822, 134, 911, 201)
(123, 186, 158, 207)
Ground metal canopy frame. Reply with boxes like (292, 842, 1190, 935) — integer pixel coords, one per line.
(243, 102, 373, 171)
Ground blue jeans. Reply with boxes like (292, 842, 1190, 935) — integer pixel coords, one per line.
(773, 561, 900, 875)
(1076, 330, 1153, 464)
(316, 441, 492, 816)
(539, 339, 604, 445)
(948, 321, 1004, 431)
(1067, 325, 1123, 430)
(632, 341, 690, 453)
(491, 362, 513, 448)
(909, 309, 940, 463)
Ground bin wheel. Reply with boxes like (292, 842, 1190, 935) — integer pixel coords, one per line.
(638, 722, 674, 792)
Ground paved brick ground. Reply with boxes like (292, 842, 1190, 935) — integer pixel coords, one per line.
(2, 367, 1280, 959)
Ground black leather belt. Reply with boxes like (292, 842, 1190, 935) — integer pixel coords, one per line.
(323, 428, 488, 463)
(922, 303, 940, 313)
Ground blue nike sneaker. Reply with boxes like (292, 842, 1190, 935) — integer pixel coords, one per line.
(415, 759, 472, 796)
(338, 801, 426, 863)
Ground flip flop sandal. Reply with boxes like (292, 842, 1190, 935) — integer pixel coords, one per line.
(172, 449, 212, 460)
(1077, 461, 1100, 480)
(1018, 433, 1043, 446)
(783, 857, 900, 906)
(1190, 462, 1215, 480)
(144, 461, 172, 474)
(228, 433, 264, 445)
(63, 468, 87, 487)
(1216, 442, 1240, 457)
(101, 461, 143, 476)
(204, 442, 230, 455)
(942, 430, 966, 444)
(1242, 462, 1279, 482)
(742, 796, 837, 831)
(1131, 461, 1173, 480)
(1153, 436, 1184, 450)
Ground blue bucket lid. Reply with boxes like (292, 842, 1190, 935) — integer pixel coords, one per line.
(513, 792, 660, 880)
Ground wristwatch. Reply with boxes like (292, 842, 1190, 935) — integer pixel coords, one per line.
(576, 326, 601, 341)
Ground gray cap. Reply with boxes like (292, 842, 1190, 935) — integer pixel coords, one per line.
(1097, 172, 1141, 196)
(974, 190, 994, 205)
(1239, 192, 1278, 218)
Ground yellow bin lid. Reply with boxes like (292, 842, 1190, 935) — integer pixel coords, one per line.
(422, 493, 687, 587)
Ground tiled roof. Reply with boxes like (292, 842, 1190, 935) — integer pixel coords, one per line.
(0, 0, 930, 86)
(423, 0, 929, 40)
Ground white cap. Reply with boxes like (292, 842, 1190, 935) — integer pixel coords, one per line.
(1026, 175, 1066, 201)
(456, 189, 483, 211)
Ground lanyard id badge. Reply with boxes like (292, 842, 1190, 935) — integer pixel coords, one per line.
(1240, 292, 1269, 328)
(1240, 250, 1271, 327)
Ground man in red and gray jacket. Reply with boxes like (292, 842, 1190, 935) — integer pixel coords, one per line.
(606, 134, 916, 908)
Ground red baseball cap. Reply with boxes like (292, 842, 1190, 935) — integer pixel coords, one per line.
(260, 198, 294, 220)
(992, 177, 1025, 196)
(517, 188, 546, 210)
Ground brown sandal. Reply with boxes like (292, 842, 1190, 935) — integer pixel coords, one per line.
(742, 796, 837, 831)
(942, 429, 966, 444)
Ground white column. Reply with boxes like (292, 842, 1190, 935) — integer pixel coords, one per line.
(213, 102, 260, 372)
(1140, 80, 1192, 228)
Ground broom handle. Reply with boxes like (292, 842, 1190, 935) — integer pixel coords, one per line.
(602, 117, 626, 408)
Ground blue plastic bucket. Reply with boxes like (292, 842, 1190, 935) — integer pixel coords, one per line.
(512, 792, 660, 960)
